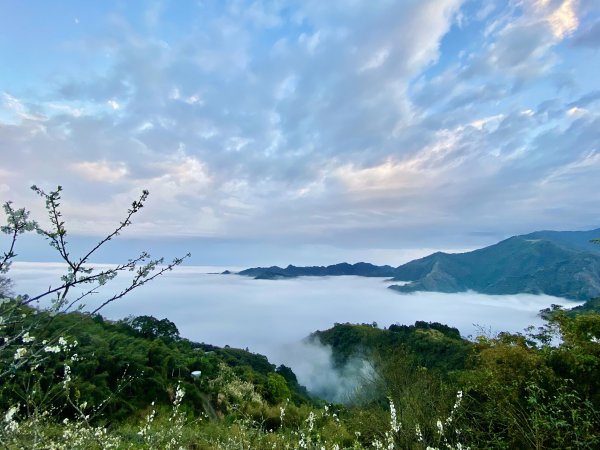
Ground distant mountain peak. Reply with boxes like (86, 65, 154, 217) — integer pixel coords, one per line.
(390, 228, 600, 300)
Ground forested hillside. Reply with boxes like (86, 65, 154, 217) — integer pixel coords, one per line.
(0, 307, 312, 421)
(4, 299, 600, 448)
(311, 321, 470, 373)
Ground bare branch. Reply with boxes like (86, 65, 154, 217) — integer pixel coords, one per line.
(76, 189, 150, 268)
(91, 253, 190, 314)
(1, 201, 37, 274)
(1, 185, 190, 382)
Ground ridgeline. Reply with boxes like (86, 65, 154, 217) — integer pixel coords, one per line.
(240, 228, 600, 301)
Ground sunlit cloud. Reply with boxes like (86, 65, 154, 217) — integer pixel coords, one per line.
(566, 106, 587, 116)
(70, 160, 129, 183)
(547, 0, 579, 39)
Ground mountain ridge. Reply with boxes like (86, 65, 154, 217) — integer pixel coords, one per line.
(238, 228, 600, 300)
(390, 234, 600, 299)
(238, 262, 397, 279)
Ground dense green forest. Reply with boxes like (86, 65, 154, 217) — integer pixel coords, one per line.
(2, 299, 600, 448)
(2, 187, 600, 448)
(0, 306, 312, 419)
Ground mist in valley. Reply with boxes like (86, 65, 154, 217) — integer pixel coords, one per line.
(10, 262, 580, 400)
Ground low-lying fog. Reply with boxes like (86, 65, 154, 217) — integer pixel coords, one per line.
(10, 263, 580, 401)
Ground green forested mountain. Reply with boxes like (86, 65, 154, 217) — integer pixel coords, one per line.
(311, 321, 471, 374)
(390, 234, 600, 300)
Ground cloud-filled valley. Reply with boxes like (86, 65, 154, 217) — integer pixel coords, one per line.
(9, 263, 579, 398)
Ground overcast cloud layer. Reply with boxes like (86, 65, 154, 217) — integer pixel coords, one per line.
(1, 1, 600, 263)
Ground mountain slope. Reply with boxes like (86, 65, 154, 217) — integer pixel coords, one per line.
(390, 235, 600, 300)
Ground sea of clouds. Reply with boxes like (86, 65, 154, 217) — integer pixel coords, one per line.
(9, 262, 580, 401)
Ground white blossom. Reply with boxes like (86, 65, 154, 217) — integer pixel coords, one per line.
(44, 345, 61, 353)
(13, 347, 27, 360)
(21, 332, 35, 343)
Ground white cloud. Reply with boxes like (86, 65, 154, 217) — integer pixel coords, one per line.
(160, 156, 212, 186)
(107, 100, 120, 110)
(46, 103, 84, 117)
(2, 93, 46, 122)
(547, 0, 579, 39)
(469, 114, 505, 130)
(70, 160, 129, 183)
(540, 150, 600, 186)
(566, 106, 587, 116)
(335, 159, 425, 196)
(359, 47, 390, 72)
(298, 31, 321, 54)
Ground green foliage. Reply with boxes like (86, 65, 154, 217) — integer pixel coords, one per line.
(361, 348, 458, 447)
(311, 315, 600, 448)
(313, 321, 471, 373)
(127, 315, 180, 341)
(567, 297, 600, 316)
(457, 315, 600, 448)
(2, 307, 600, 448)
(266, 373, 292, 404)
(0, 275, 12, 297)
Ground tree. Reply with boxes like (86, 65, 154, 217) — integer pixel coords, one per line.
(0, 185, 190, 379)
(128, 315, 180, 341)
(266, 372, 292, 404)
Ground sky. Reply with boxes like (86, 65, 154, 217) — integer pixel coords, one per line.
(1, 0, 600, 266)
